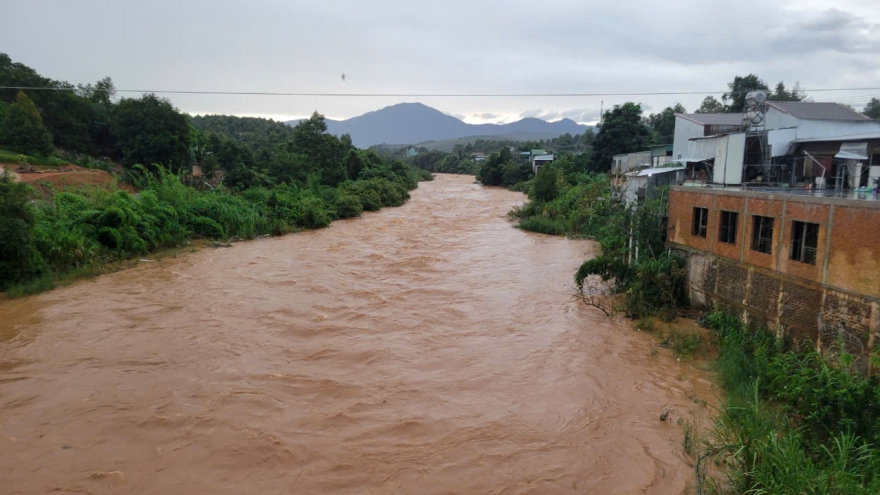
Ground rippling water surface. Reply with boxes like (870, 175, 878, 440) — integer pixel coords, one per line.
(0, 174, 712, 494)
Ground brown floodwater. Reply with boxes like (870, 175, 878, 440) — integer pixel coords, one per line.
(0, 174, 713, 494)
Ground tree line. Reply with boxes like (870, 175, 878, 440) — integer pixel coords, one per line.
(0, 53, 433, 294)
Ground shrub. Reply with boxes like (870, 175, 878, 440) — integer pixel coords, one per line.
(530, 165, 561, 202)
(702, 313, 880, 494)
(0, 174, 45, 289)
(358, 189, 383, 211)
(335, 194, 363, 218)
(298, 195, 331, 229)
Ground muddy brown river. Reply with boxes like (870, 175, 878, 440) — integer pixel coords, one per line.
(0, 174, 712, 494)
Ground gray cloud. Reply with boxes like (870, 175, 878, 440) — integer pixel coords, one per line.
(1, 0, 878, 125)
(771, 9, 880, 55)
(474, 113, 500, 120)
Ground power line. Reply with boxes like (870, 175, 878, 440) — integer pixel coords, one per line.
(3, 85, 880, 98)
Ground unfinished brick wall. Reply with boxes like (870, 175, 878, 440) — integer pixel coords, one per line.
(679, 247, 878, 370)
(669, 187, 880, 370)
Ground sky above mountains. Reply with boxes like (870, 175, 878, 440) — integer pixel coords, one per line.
(3, 0, 880, 125)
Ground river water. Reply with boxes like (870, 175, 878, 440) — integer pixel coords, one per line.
(0, 174, 712, 494)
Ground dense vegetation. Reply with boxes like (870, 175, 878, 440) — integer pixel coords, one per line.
(0, 158, 429, 294)
(699, 312, 880, 494)
(0, 53, 432, 294)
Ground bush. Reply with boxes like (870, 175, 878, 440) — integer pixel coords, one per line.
(298, 195, 331, 229)
(701, 313, 880, 494)
(530, 165, 561, 202)
(335, 194, 363, 218)
(358, 189, 383, 211)
(0, 174, 45, 289)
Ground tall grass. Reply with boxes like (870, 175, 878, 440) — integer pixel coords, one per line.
(516, 216, 567, 235)
(700, 312, 880, 494)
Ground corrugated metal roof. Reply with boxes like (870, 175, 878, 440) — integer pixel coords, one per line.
(767, 101, 871, 121)
(676, 113, 744, 126)
(632, 165, 685, 177)
(794, 133, 880, 143)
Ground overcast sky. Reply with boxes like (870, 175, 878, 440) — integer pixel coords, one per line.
(3, 0, 880, 125)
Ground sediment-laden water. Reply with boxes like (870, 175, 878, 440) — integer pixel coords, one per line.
(0, 174, 712, 494)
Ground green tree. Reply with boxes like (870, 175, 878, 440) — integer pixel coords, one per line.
(344, 150, 366, 181)
(723, 74, 769, 112)
(0, 91, 54, 156)
(0, 174, 45, 289)
(863, 98, 880, 120)
(769, 81, 806, 102)
(645, 103, 686, 143)
(111, 94, 191, 170)
(0, 53, 96, 153)
(696, 96, 725, 114)
(590, 102, 653, 172)
(290, 112, 349, 186)
(530, 164, 560, 202)
(477, 151, 507, 186)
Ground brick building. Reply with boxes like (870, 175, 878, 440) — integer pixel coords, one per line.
(667, 186, 880, 369)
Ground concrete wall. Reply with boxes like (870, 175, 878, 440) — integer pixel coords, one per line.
(764, 106, 799, 131)
(668, 186, 880, 367)
(612, 151, 652, 175)
(796, 119, 880, 141)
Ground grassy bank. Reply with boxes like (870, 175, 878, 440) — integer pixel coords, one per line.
(683, 312, 880, 494)
(1, 164, 432, 297)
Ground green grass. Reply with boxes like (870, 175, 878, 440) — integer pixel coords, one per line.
(0, 147, 70, 167)
(697, 312, 880, 494)
(516, 216, 567, 235)
(1, 164, 431, 297)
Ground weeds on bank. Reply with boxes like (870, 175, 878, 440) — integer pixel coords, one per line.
(1, 164, 428, 296)
(693, 312, 880, 494)
(637, 317, 706, 359)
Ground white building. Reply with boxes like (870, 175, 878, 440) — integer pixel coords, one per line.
(672, 102, 880, 188)
(532, 154, 554, 174)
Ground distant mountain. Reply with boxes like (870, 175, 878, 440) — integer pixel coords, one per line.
(287, 103, 592, 148)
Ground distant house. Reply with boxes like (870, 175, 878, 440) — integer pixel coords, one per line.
(612, 151, 652, 177)
(471, 152, 486, 162)
(650, 144, 674, 168)
(672, 101, 880, 187)
(621, 165, 685, 205)
(532, 154, 554, 174)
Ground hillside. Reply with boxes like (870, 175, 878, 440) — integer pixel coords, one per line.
(288, 103, 592, 148)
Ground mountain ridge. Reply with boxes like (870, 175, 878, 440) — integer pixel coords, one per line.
(287, 103, 592, 148)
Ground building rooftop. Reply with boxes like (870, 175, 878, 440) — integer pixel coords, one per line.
(676, 113, 744, 126)
(767, 101, 872, 122)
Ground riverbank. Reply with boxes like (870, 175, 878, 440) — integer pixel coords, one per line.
(0, 164, 432, 298)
